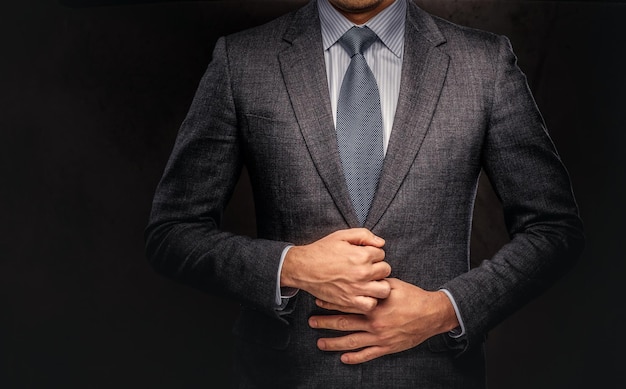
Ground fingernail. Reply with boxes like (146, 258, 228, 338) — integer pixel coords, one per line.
(309, 318, 317, 328)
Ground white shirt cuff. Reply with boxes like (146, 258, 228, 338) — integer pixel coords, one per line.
(276, 245, 299, 309)
(439, 288, 466, 338)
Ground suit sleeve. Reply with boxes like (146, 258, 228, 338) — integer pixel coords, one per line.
(441, 35, 585, 352)
(144, 37, 291, 317)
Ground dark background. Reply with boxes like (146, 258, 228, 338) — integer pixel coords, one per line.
(1, 0, 624, 387)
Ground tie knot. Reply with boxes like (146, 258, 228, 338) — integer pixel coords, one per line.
(338, 26, 378, 57)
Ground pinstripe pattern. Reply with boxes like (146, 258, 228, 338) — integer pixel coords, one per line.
(319, 0, 406, 154)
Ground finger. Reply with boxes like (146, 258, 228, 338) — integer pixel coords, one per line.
(318, 294, 377, 313)
(352, 295, 379, 312)
(359, 280, 391, 299)
(317, 332, 378, 352)
(339, 228, 385, 248)
(340, 346, 388, 364)
(361, 245, 386, 263)
(370, 260, 392, 278)
(309, 314, 368, 332)
(315, 299, 367, 314)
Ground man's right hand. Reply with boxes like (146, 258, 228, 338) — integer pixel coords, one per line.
(280, 228, 391, 313)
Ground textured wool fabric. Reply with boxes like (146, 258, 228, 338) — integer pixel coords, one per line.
(336, 26, 384, 225)
(145, 0, 584, 387)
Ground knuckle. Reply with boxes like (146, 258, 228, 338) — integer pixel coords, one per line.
(370, 319, 386, 332)
(367, 248, 379, 259)
(362, 350, 375, 362)
(363, 245, 377, 257)
(347, 336, 359, 349)
(363, 299, 377, 312)
(377, 286, 391, 299)
(338, 317, 350, 330)
(353, 267, 369, 281)
(381, 279, 391, 294)
(373, 265, 389, 280)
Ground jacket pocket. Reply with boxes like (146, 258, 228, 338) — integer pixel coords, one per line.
(244, 114, 303, 142)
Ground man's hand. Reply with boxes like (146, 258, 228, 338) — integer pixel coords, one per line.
(280, 228, 391, 313)
(309, 278, 460, 364)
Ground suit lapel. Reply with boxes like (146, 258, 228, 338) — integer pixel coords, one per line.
(278, 2, 360, 227)
(365, 3, 450, 229)
(277, 1, 451, 229)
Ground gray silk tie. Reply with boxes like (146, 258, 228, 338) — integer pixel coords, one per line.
(336, 26, 384, 225)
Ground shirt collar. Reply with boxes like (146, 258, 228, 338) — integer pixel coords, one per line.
(318, 0, 406, 58)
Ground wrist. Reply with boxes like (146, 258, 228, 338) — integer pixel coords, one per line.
(280, 245, 302, 289)
(434, 290, 461, 334)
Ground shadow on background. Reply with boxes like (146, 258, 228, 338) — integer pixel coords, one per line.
(1, 0, 624, 387)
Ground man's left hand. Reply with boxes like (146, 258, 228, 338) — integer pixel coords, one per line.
(309, 278, 459, 364)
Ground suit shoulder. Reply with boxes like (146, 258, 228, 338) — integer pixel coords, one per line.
(220, 3, 308, 56)
(432, 15, 503, 51)
(425, 13, 511, 73)
(227, 14, 292, 45)
(407, 1, 509, 64)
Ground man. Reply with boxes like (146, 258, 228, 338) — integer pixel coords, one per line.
(145, 0, 584, 387)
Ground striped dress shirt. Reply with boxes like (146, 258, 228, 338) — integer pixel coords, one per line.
(318, 0, 406, 154)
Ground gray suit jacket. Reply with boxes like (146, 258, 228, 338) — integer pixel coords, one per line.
(145, 1, 584, 387)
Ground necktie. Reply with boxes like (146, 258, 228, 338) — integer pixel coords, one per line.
(336, 26, 384, 225)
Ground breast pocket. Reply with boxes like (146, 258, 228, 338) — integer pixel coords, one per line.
(244, 114, 304, 144)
